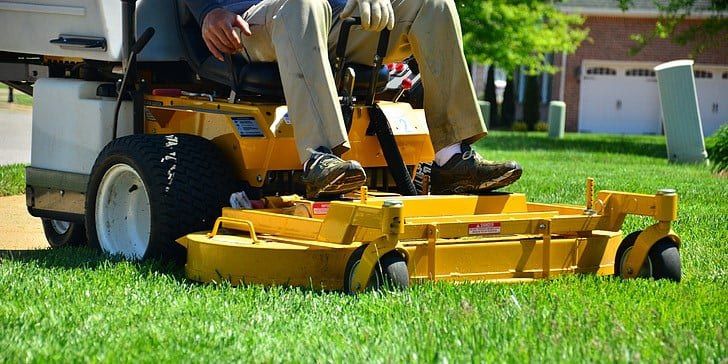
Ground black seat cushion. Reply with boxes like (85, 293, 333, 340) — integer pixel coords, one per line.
(175, 1, 389, 98)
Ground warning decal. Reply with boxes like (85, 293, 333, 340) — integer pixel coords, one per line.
(468, 222, 501, 235)
(312, 202, 330, 215)
(232, 116, 265, 137)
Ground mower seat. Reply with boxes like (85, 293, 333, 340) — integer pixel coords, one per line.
(175, 1, 389, 98)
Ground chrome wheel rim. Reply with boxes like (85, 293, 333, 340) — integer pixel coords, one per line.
(620, 246, 653, 278)
(50, 220, 71, 235)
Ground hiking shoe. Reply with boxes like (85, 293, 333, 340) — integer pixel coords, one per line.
(430, 143, 522, 194)
(302, 147, 366, 199)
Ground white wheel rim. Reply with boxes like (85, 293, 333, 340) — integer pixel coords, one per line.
(50, 220, 71, 235)
(620, 246, 653, 278)
(95, 163, 151, 260)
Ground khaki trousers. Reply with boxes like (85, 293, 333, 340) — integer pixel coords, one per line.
(239, 0, 487, 162)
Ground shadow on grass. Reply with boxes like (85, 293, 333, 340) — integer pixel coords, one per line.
(0, 247, 186, 279)
(476, 132, 667, 158)
(0, 247, 343, 295)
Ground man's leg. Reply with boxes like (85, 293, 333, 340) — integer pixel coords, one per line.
(240, 0, 367, 198)
(242, 0, 349, 162)
(333, 0, 486, 150)
(332, 0, 522, 193)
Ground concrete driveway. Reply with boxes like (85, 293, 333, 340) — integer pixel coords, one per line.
(0, 195, 47, 250)
(0, 103, 32, 165)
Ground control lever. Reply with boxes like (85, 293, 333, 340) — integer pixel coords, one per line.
(113, 27, 155, 140)
(341, 67, 356, 131)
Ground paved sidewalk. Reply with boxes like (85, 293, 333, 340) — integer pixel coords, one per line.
(0, 103, 32, 165)
(0, 195, 48, 250)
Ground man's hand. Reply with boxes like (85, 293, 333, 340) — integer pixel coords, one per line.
(201, 8, 252, 61)
(341, 0, 395, 32)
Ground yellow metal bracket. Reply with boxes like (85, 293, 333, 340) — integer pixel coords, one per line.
(427, 224, 439, 280)
(207, 217, 260, 243)
(539, 219, 552, 278)
(348, 200, 404, 292)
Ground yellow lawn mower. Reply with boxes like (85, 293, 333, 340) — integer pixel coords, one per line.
(1, 0, 681, 292)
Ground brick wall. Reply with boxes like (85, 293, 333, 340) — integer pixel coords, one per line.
(551, 16, 728, 131)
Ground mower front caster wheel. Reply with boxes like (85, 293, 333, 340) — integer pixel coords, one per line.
(343, 246, 409, 293)
(41, 219, 86, 248)
(615, 230, 681, 282)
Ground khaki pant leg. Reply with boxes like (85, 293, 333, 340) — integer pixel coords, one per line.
(331, 0, 487, 151)
(241, 0, 350, 163)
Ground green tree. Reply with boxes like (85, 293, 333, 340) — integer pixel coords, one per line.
(457, 0, 588, 74)
(617, 0, 727, 54)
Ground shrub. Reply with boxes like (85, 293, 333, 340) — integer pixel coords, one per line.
(706, 123, 728, 173)
(535, 121, 549, 132)
(512, 121, 528, 132)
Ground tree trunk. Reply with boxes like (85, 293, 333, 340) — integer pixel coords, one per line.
(524, 75, 541, 130)
(501, 72, 516, 127)
(484, 66, 498, 127)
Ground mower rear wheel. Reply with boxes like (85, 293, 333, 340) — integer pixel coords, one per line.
(343, 246, 409, 293)
(615, 231, 681, 282)
(85, 134, 236, 261)
(41, 219, 86, 248)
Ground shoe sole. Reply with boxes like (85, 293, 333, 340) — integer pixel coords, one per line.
(310, 169, 367, 199)
(439, 168, 523, 195)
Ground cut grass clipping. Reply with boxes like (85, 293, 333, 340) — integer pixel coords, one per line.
(1, 133, 726, 362)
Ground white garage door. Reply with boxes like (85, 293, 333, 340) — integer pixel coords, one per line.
(578, 61, 728, 136)
(579, 61, 662, 134)
(694, 68, 728, 136)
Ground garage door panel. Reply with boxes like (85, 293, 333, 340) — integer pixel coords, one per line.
(694, 68, 728, 136)
(579, 63, 661, 134)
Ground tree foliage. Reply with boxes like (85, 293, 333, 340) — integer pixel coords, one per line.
(617, 0, 727, 54)
(457, 0, 588, 74)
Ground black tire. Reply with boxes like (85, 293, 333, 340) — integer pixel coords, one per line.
(615, 230, 681, 282)
(85, 134, 237, 261)
(41, 219, 86, 248)
(343, 245, 409, 293)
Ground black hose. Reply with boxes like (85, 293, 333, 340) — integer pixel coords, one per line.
(371, 107, 417, 196)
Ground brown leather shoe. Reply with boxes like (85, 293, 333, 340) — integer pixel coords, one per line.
(430, 143, 522, 194)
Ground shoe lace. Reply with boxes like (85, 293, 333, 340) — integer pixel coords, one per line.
(462, 149, 475, 160)
(305, 148, 341, 172)
(460, 145, 492, 164)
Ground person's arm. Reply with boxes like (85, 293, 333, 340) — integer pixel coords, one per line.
(183, 1, 252, 61)
(184, 0, 222, 25)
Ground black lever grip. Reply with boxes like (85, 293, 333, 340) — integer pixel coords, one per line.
(336, 17, 361, 59)
(130, 27, 155, 54)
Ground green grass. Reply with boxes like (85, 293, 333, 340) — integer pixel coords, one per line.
(1, 132, 726, 362)
(0, 164, 25, 197)
(0, 83, 33, 107)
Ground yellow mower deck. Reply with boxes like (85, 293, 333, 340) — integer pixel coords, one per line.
(177, 182, 680, 292)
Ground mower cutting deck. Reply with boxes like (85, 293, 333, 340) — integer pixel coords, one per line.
(178, 181, 681, 292)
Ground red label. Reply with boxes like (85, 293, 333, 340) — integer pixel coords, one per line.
(468, 222, 501, 235)
(312, 202, 330, 215)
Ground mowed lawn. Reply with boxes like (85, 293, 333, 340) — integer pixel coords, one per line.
(0, 132, 725, 362)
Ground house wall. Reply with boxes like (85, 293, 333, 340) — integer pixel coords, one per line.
(551, 16, 728, 131)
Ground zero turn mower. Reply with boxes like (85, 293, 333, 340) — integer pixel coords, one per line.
(0, 0, 681, 292)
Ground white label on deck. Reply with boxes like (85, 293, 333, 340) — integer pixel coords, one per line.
(468, 222, 501, 235)
(312, 202, 330, 215)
